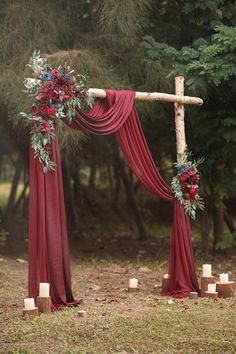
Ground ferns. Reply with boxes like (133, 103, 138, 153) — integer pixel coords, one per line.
(143, 24, 236, 91)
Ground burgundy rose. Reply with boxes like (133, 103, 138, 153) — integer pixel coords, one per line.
(187, 167, 197, 176)
(69, 91, 75, 99)
(179, 173, 188, 182)
(63, 95, 70, 102)
(40, 105, 49, 115)
(47, 107, 57, 116)
(38, 121, 51, 134)
(30, 105, 39, 114)
(189, 188, 198, 198)
(36, 92, 48, 102)
(181, 182, 188, 191)
(51, 69, 59, 77)
(43, 81, 54, 89)
(42, 121, 51, 128)
(48, 90, 59, 101)
(184, 192, 190, 200)
(56, 77, 66, 85)
(189, 174, 198, 184)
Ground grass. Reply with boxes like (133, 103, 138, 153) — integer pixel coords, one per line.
(1, 298, 236, 354)
(0, 258, 236, 354)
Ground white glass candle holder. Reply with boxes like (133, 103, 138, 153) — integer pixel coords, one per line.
(129, 278, 138, 288)
(39, 283, 50, 297)
(219, 273, 229, 283)
(24, 298, 35, 310)
(202, 264, 212, 277)
(208, 283, 216, 293)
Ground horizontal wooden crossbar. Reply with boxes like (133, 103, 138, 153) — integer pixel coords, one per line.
(88, 88, 203, 106)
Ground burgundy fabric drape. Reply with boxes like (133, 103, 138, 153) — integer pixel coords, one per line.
(29, 89, 200, 309)
(29, 134, 79, 309)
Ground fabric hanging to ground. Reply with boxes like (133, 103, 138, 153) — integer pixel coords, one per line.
(28, 90, 200, 309)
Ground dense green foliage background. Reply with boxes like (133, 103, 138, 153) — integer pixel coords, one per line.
(1, 0, 236, 253)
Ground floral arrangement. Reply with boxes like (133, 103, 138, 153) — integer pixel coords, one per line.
(20, 50, 93, 173)
(171, 150, 204, 219)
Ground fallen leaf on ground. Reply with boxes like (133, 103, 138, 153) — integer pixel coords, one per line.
(91, 285, 101, 291)
(16, 258, 27, 263)
(138, 266, 152, 273)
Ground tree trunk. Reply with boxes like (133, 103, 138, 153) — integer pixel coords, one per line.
(200, 198, 212, 252)
(13, 179, 28, 213)
(212, 206, 224, 252)
(224, 211, 236, 233)
(112, 164, 121, 212)
(109, 137, 147, 239)
(89, 162, 97, 189)
(62, 159, 79, 232)
(4, 154, 22, 223)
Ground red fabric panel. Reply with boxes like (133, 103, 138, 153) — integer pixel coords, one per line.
(105, 91, 200, 296)
(68, 90, 135, 134)
(29, 133, 79, 309)
(29, 89, 200, 309)
(166, 201, 200, 297)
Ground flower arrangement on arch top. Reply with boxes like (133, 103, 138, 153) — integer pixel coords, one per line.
(20, 50, 94, 173)
(171, 150, 204, 219)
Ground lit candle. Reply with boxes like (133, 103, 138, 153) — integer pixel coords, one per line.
(129, 278, 138, 288)
(208, 283, 216, 293)
(202, 264, 212, 277)
(163, 274, 169, 279)
(24, 298, 35, 310)
(39, 283, 50, 297)
(219, 273, 229, 283)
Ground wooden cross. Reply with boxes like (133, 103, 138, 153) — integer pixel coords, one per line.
(88, 76, 203, 156)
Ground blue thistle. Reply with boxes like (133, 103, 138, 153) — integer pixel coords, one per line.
(75, 87, 80, 95)
(41, 72, 53, 81)
(177, 165, 188, 174)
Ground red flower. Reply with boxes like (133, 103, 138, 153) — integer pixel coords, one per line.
(42, 121, 51, 129)
(56, 77, 66, 85)
(179, 173, 188, 182)
(30, 105, 39, 114)
(43, 81, 54, 89)
(48, 90, 59, 101)
(47, 107, 57, 116)
(184, 192, 190, 200)
(187, 168, 197, 176)
(189, 188, 198, 198)
(189, 174, 199, 184)
(36, 92, 48, 103)
(181, 182, 188, 191)
(40, 105, 49, 115)
(69, 91, 75, 99)
(51, 69, 59, 77)
(63, 95, 71, 102)
(38, 120, 51, 134)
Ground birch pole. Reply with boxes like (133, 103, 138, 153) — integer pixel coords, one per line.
(88, 88, 203, 106)
(175, 76, 186, 155)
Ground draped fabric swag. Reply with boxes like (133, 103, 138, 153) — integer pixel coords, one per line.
(28, 90, 200, 309)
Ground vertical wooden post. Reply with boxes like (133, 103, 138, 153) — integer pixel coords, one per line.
(175, 76, 186, 155)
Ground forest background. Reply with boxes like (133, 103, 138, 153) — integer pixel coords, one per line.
(1, 0, 236, 258)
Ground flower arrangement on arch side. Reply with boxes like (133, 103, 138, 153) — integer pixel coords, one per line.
(171, 150, 204, 219)
(20, 50, 93, 173)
